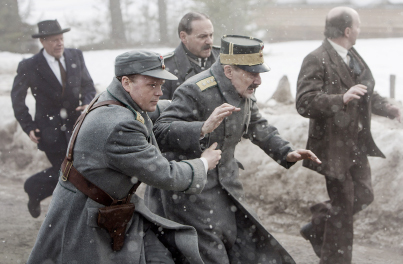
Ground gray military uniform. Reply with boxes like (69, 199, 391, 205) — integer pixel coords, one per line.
(27, 78, 206, 264)
(146, 61, 296, 264)
(161, 43, 220, 99)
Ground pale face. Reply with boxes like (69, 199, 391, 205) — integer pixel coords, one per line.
(180, 19, 214, 58)
(224, 66, 262, 99)
(40, 34, 64, 58)
(122, 75, 164, 112)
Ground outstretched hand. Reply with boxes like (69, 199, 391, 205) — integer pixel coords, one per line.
(201, 103, 241, 137)
(386, 104, 401, 123)
(286, 149, 322, 164)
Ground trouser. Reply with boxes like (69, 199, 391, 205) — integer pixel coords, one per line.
(310, 155, 373, 264)
(24, 149, 66, 202)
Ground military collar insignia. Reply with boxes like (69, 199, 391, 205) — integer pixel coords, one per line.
(136, 114, 145, 124)
(196, 76, 217, 91)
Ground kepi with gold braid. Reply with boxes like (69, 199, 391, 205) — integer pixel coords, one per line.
(220, 35, 270, 73)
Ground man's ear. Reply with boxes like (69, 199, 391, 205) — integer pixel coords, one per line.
(179, 31, 188, 44)
(223, 65, 233, 80)
(344, 27, 351, 38)
(121, 76, 131, 92)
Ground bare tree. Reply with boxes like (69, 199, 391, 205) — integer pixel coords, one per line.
(0, 0, 37, 53)
(109, 0, 127, 45)
(158, 0, 168, 44)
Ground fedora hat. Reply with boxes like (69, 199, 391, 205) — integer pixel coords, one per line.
(32, 20, 70, 38)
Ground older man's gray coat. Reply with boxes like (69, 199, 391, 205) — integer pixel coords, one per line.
(147, 61, 296, 264)
(296, 39, 392, 179)
(160, 43, 220, 100)
(27, 78, 207, 264)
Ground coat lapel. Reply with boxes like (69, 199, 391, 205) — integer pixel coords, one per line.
(36, 49, 63, 98)
(323, 39, 356, 89)
(64, 49, 78, 90)
(349, 47, 375, 98)
(175, 44, 197, 81)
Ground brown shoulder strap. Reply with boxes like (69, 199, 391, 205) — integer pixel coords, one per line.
(61, 96, 140, 206)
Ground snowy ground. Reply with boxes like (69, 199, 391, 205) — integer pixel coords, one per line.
(1, 39, 403, 263)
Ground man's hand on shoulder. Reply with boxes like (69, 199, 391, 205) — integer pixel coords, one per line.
(286, 149, 322, 164)
(343, 84, 367, 105)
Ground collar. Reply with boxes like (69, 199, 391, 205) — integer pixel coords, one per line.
(327, 39, 348, 61)
(106, 78, 153, 130)
(43, 48, 65, 63)
(210, 61, 244, 107)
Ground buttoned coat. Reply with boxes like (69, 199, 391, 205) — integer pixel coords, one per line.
(27, 78, 207, 264)
(11, 48, 96, 152)
(296, 39, 391, 179)
(147, 61, 296, 263)
(160, 43, 220, 99)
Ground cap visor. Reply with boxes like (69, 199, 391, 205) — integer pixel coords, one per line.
(237, 63, 271, 73)
(141, 68, 178, 81)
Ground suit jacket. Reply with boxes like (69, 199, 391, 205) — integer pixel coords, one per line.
(11, 48, 96, 152)
(160, 43, 220, 99)
(27, 78, 207, 264)
(296, 39, 391, 179)
(147, 61, 296, 264)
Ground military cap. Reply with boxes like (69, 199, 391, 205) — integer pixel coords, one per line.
(115, 50, 178, 80)
(220, 35, 270, 73)
(32, 20, 70, 38)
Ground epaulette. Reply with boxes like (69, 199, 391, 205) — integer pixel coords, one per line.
(163, 52, 174, 59)
(196, 76, 217, 91)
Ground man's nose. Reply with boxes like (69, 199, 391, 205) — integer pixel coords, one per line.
(206, 36, 213, 45)
(254, 74, 262, 85)
(156, 86, 163, 96)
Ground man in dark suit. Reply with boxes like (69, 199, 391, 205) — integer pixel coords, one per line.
(296, 7, 400, 264)
(11, 20, 96, 218)
(161, 12, 220, 99)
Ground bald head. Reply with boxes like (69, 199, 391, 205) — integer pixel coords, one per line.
(324, 7, 359, 39)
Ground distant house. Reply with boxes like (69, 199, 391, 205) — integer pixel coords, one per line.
(254, 1, 403, 42)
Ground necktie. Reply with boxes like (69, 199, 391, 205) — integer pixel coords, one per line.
(56, 58, 67, 96)
(347, 51, 361, 75)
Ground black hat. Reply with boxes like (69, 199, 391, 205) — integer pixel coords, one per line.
(115, 50, 178, 80)
(220, 35, 270, 73)
(32, 20, 70, 38)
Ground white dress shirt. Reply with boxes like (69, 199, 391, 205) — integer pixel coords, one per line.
(43, 49, 66, 85)
(327, 38, 350, 66)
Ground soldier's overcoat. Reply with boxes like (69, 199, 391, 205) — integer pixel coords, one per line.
(161, 43, 220, 99)
(27, 78, 206, 264)
(147, 61, 296, 264)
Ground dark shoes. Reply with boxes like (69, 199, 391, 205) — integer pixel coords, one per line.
(28, 197, 41, 218)
(300, 222, 322, 258)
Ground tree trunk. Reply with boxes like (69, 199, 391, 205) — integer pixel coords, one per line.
(158, 0, 168, 44)
(109, 0, 127, 45)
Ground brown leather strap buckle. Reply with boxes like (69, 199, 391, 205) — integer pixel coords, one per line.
(62, 161, 73, 181)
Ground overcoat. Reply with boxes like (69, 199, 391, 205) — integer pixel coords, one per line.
(147, 61, 296, 263)
(296, 39, 391, 179)
(11, 48, 96, 152)
(27, 78, 207, 264)
(161, 43, 220, 99)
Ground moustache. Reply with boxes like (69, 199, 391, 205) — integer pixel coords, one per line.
(202, 45, 212, 50)
(248, 84, 259, 89)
